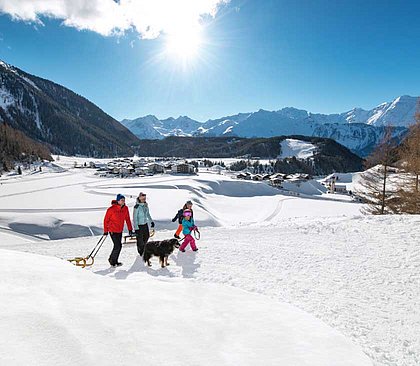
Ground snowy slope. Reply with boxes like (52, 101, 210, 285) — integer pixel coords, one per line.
(1, 160, 419, 366)
(0, 248, 372, 366)
(312, 123, 407, 157)
(280, 138, 317, 159)
(365, 95, 418, 126)
(121, 115, 164, 139)
(0, 157, 360, 239)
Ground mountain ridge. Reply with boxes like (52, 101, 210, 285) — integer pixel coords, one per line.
(0, 59, 140, 157)
(133, 135, 364, 175)
(122, 95, 418, 156)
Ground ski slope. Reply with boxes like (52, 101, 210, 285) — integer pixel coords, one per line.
(280, 138, 317, 159)
(1, 158, 419, 365)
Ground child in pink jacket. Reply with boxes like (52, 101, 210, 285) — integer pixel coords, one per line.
(179, 209, 198, 252)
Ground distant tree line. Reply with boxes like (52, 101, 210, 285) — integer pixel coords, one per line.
(229, 154, 359, 176)
(0, 123, 52, 173)
(189, 160, 226, 168)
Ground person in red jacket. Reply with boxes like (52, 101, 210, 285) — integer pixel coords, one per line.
(103, 194, 133, 267)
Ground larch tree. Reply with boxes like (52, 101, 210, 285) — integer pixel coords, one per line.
(356, 126, 398, 215)
(391, 108, 420, 213)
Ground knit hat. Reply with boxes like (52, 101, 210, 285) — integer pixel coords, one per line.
(116, 194, 125, 201)
(183, 209, 192, 217)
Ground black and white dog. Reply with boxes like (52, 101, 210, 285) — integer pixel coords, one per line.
(143, 238, 180, 268)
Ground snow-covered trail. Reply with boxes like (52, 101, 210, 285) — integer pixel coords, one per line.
(1, 248, 372, 366)
(6, 215, 419, 366)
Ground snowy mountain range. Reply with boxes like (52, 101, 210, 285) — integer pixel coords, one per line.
(1, 57, 417, 158)
(122, 95, 418, 156)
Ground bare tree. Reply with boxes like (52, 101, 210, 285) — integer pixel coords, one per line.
(357, 126, 398, 214)
(391, 107, 420, 213)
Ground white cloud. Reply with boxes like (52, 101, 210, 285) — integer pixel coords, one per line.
(0, 0, 229, 38)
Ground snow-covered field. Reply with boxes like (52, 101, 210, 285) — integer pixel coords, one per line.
(1, 157, 419, 366)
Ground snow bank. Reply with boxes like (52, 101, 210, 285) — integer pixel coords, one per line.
(322, 172, 355, 184)
(282, 179, 328, 196)
(0, 249, 371, 366)
(280, 139, 317, 159)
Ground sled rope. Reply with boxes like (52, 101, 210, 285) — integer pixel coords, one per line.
(179, 228, 201, 242)
(193, 229, 201, 240)
(68, 234, 107, 268)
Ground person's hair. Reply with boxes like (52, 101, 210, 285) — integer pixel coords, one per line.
(136, 196, 148, 207)
(183, 203, 193, 210)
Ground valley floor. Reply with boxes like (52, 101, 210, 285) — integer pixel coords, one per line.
(0, 159, 419, 365)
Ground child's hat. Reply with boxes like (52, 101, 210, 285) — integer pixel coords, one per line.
(183, 209, 192, 217)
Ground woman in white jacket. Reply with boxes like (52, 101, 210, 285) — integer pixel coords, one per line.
(133, 192, 154, 256)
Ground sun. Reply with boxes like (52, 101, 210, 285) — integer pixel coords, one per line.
(165, 27, 203, 61)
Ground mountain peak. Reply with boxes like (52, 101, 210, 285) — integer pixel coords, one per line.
(397, 94, 416, 100)
(277, 107, 309, 120)
(0, 59, 12, 69)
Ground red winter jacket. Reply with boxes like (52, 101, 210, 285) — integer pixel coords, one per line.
(103, 200, 133, 233)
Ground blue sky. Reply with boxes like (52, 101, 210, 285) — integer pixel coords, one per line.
(0, 0, 419, 121)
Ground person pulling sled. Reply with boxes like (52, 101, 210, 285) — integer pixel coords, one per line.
(103, 194, 133, 267)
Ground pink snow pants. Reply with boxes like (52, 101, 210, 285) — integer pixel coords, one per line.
(179, 234, 197, 251)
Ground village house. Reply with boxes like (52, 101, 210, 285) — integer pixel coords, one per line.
(333, 184, 348, 194)
(147, 163, 165, 174)
(135, 167, 150, 175)
(269, 176, 284, 187)
(211, 164, 224, 174)
(172, 163, 195, 174)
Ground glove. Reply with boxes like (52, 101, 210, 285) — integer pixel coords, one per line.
(151, 222, 155, 228)
(171, 217, 176, 222)
(129, 230, 134, 236)
(103, 232, 108, 236)
(192, 226, 197, 231)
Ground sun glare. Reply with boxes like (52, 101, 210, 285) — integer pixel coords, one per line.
(165, 27, 203, 61)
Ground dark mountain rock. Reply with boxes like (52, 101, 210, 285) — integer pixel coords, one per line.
(0, 60, 139, 157)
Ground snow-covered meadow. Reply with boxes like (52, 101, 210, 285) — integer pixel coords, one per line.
(0, 157, 419, 366)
